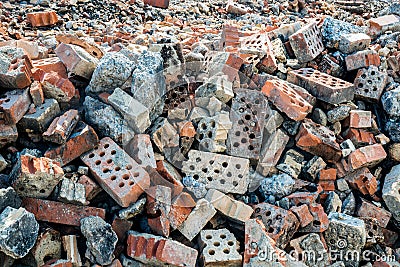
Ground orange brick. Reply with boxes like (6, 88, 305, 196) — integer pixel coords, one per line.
(349, 110, 371, 128)
(262, 79, 312, 121)
(77, 174, 102, 201)
(40, 71, 76, 103)
(345, 50, 380, 71)
(29, 81, 44, 106)
(45, 122, 99, 166)
(22, 197, 105, 226)
(168, 192, 195, 229)
(286, 191, 319, 206)
(0, 89, 31, 124)
(290, 204, 313, 227)
(27, 11, 59, 27)
(81, 137, 150, 207)
(146, 166, 183, 198)
(356, 198, 391, 228)
(143, 0, 169, 8)
(344, 167, 378, 195)
(43, 109, 79, 144)
(42, 260, 73, 267)
(32, 57, 68, 79)
(179, 121, 196, 137)
(343, 128, 376, 147)
(299, 203, 329, 233)
(319, 168, 337, 181)
(55, 33, 104, 59)
(348, 144, 386, 170)
(319, 180, 336, 191)
(296, 119, 342, 162)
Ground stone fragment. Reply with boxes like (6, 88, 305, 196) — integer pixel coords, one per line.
(81, 137, 150, 207)
(382, 88, 400, 117)
(205, 52, 244, 83)
(29, 81, 44, 106)
(88, 52, 134, 94)
(43, 109, 79, 144)
(22, 197, 105, 226)
(146, 185, 171, 237)
(182, 150, 249, 194)
(0, 89, 31, 125)
(168, 192, 195, 229)
(0, 187, 21, 213)
(195, 74, 234, 103)
(10, 154, 63, 198)
(177, 198, 216, 241)
(18, 98, 60, 133)
(206, 189, 253, 222)
(303, 156, 327, 181)
(197, 112, 232, 153)
(259, 173, 296, 200)
(149, 117, 179, 153)
(289, 22, 324, 63)
(0, 123, 18, 148)
(126, 231, 198, 267)
(288, 68, 354, 104)
(199, 228, 242, 266)
(324, 191, 342, 214)
(289, 233, 330, 267)
(338, 33, 371, 54)
(55, 43, 98, 79)
(324, 213, 366, 267)
(382, 164, 400, 223)
(321, 16, 364, 48)
(342, 192, 356, 215)
(299, 203, 329, 233)
(118, 198, 146, 220)
(26, 11, 58, 27)
(80, 216, 117, 265)
(290, 204, 313, 227)
(0, 207, 39, 259)
(345, 50, 380, 71)
(57, 178, 86, 205)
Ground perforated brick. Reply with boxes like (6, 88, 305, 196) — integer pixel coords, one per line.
(199, 228, 242, 266)
(182, 150, 249, 194)
(227, 88, 268, 160)
(262, 79, 312, 121)
(0, 89, 31, 125)
(289, 22, 324, 63)
(296, 119, 342, 162)
(252, 202, 300, 248)
(288, 68, 354, 104)
(81, 137, 150, 207)
(354, 66, 388, 102)
(338, 33, 371, 54)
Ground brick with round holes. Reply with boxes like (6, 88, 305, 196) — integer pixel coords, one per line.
(289, 21, 324, 63)
(262, 79, 312, 121)
(227, 88, 269, 160)
(182, 150, 250, 194)
(199, 228, 242, 266)
(0, 89, 31, 125)
(288, 68, 354, 104)
(252, 202, 300, 249)
(81, 137, 150, 207)
(354, 66, 388, 102)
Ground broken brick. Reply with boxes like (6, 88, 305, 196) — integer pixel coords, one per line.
(40, 71, 76, 103)
(43, 109, 79, 144)
(348, 143, 386, 170)
(345, 50, 380, 71)
(356, 198, 391, 228)
(344, 167, 378, 195)
(26, 11, 59, 27)
(0, 89, 31, 125)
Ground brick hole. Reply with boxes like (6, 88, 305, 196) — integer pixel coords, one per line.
(99, 151, 105, 157)
(235, 131, 241, 136)
(115, 166, 121, 171)
(220, 234, 226, 239)
(362, 177, 368, 183)
(276, 214, 282, 220)
(220, 179, 225, 184)
(249, 133, 255, 139)
(222, 162, 228, 168)
(372, 225, 378, 230)
(223, 249, 230, 254)
(238, 107, 245, 113)
(266, 210, 271, 216)
(233, 181, 238, 186)
(358, 83, 363, 88)
(207, 177, 213, 181)
(233, 142, 240, 147)
(201, 123, 207, 130)
(214, 169, 220, 174)
(104, 143, 109, 149)
(240, 97, 246, 102)
(252, 110, 258, 116)
(88, 153, 95, 158)
(111, 150, 116, 155)
(373, 87, 378, 91)
(210, 121, 216, 128)
(126, 165, 132, 170)
(255, 99, 260, 104)
(133, 172, 139, 177)
(196, 157, 201, 162)
(129, 181, 134, 186)
(202, 168, 208, 173)
(206, 235, 212, 239)
(268, 228, 274, 233)
(364, 89, 369, 93)
(102, 168, 110, 173)
(238, 174, 243, 178)
(40, 106, 45, 110)
(189, 165, 195, 170)
(228, 241, 234, 246)
(119, 182, 124, 188)
(40, 189, 45, 193)
(207, 131, 213, 138)
(122, 174, 129, 180)
(368, 232, 374, 237)
(208, 250, 215, 255)
(244, 114, 251, 120)
(255, 208, 260, 213)
(110, 175, 116, 181)
(377, 77, 381, 81)
(235, 164, 241, 169)
(367, 80, 372, 84)
(4, 98, 10, 103)
(199, 133, 204, 139)
(227, 172, 232, 177)
(248, 145, 254, 150)
(256, 215, 262, 220)
(193, 174, 199, 180)
(313, 220, 321, 226)
(106, 159, 112, 164)
(361, 74, 367, 79)
(95, 160, 101, 165)
(19, 187, 24, 191)
(241, 138, 247, 143)
(213, 241, 220, 247)
(243, 126, 249, 132)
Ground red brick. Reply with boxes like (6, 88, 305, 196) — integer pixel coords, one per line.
(226, 1, 249, 15)
(168, 192, 195, 229)
(348, 144, 386, 170)
(319, 180, 336, 191)
(343, 128, 376, 147)
(299, 203, 329, 233)
(344, 167, 378, 195)
(349, 110, 372, 128)
(381, 228, 399, 247)
(288, 22, 324, 63)
(81, 137, 150, 207)
(43, 109, 79, 144)
(146, 166, 183, 198)
(45, 121, 99, 166)
(112, 218, 133, 241)
(253, 202, 300, 248)
(262, 79, 312, 121)
(179, 121, 196, 137)
(290, 204, 313, 227)
(126, 231, 198, 267)
(55, 33, 104, 59)
(0, 89, 31, 124)
(286, 191, 319, 206)
(288, 68, 354, 104)
(27, 11, 59, 27)
(0, 123, 18, 148)
(205, 52, 244, 82)
(296, 119, 342, 162)
(32, 57, 67, 79)
(40, 71, 76, 103)
(319, 168, 337, 191)
(156, 160, 183, 183)
(345, 50, 380, 71)
(77, 175, 102, 201)
(368, 15, 400, 37)
(22, 197, 105, 226)
(143, 0, 169, 8)
(42, 260, 73, 267)
(356, 198, 391, 228)
(29, 81, 44, 106)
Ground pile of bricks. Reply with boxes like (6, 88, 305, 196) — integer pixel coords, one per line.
(1, 0, 400, 267)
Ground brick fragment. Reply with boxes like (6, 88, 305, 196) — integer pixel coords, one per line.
(344, 167, 378, 195)
(146, 166, 183, 198)
(76, 175, 102, 201)
(299, 203, 329, 233)
(29, 81, 44, 106)
(149, 118, 179, 153)
(30, 228, 62, 267)
(290, 204, 313, 227)
(22, 197, 105, 226)
(349, 110, 371, 128)
(45, 121, 99, 166)
(43, 109, 79, 144)
(199, 228, 242, 266)
(146, 185, 171, 237)
(345, 50, 380, 71)
(55, 43, 98, 79)
(289, 22, 324, 63)
(32, 57, 67, 79)
(126, 231, 198, 267)
(81, 137, 150, 207)
(296, 119, 342, 162)
(168, 192, 195, 229)
(288, 68, 354, 104)
(27, 11, 59, 27)
(0, 123, 18, 148)
(0, 47, 33, 89)
(348, 143, 386, 170)
(338, 33, 371, 54)
(125, 134, 156, 169)
(368, 14, 400, 38)
(206, 189, 253, 222)
(343, 128, 376, 147)
(182, 150, 249, 194)
(0, 89, 31, 125)
(40, 71, 76, 103)
(382, 164, 400, 223)
(55, 33, 103, 59)
(11, 155, 63, 198)
(354, 66, 387, 102)
(252, 202, 299, 248)
(262, 79, 312, 121)
(143, 0, 170, 8)
(205, 52, 243, 82)
(57, 178, 86, 205)
(177, 198, 216, 241)
(156, 160, 183, 185)
(356, 198, 391, 228)
(62, 235, 82, 267)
